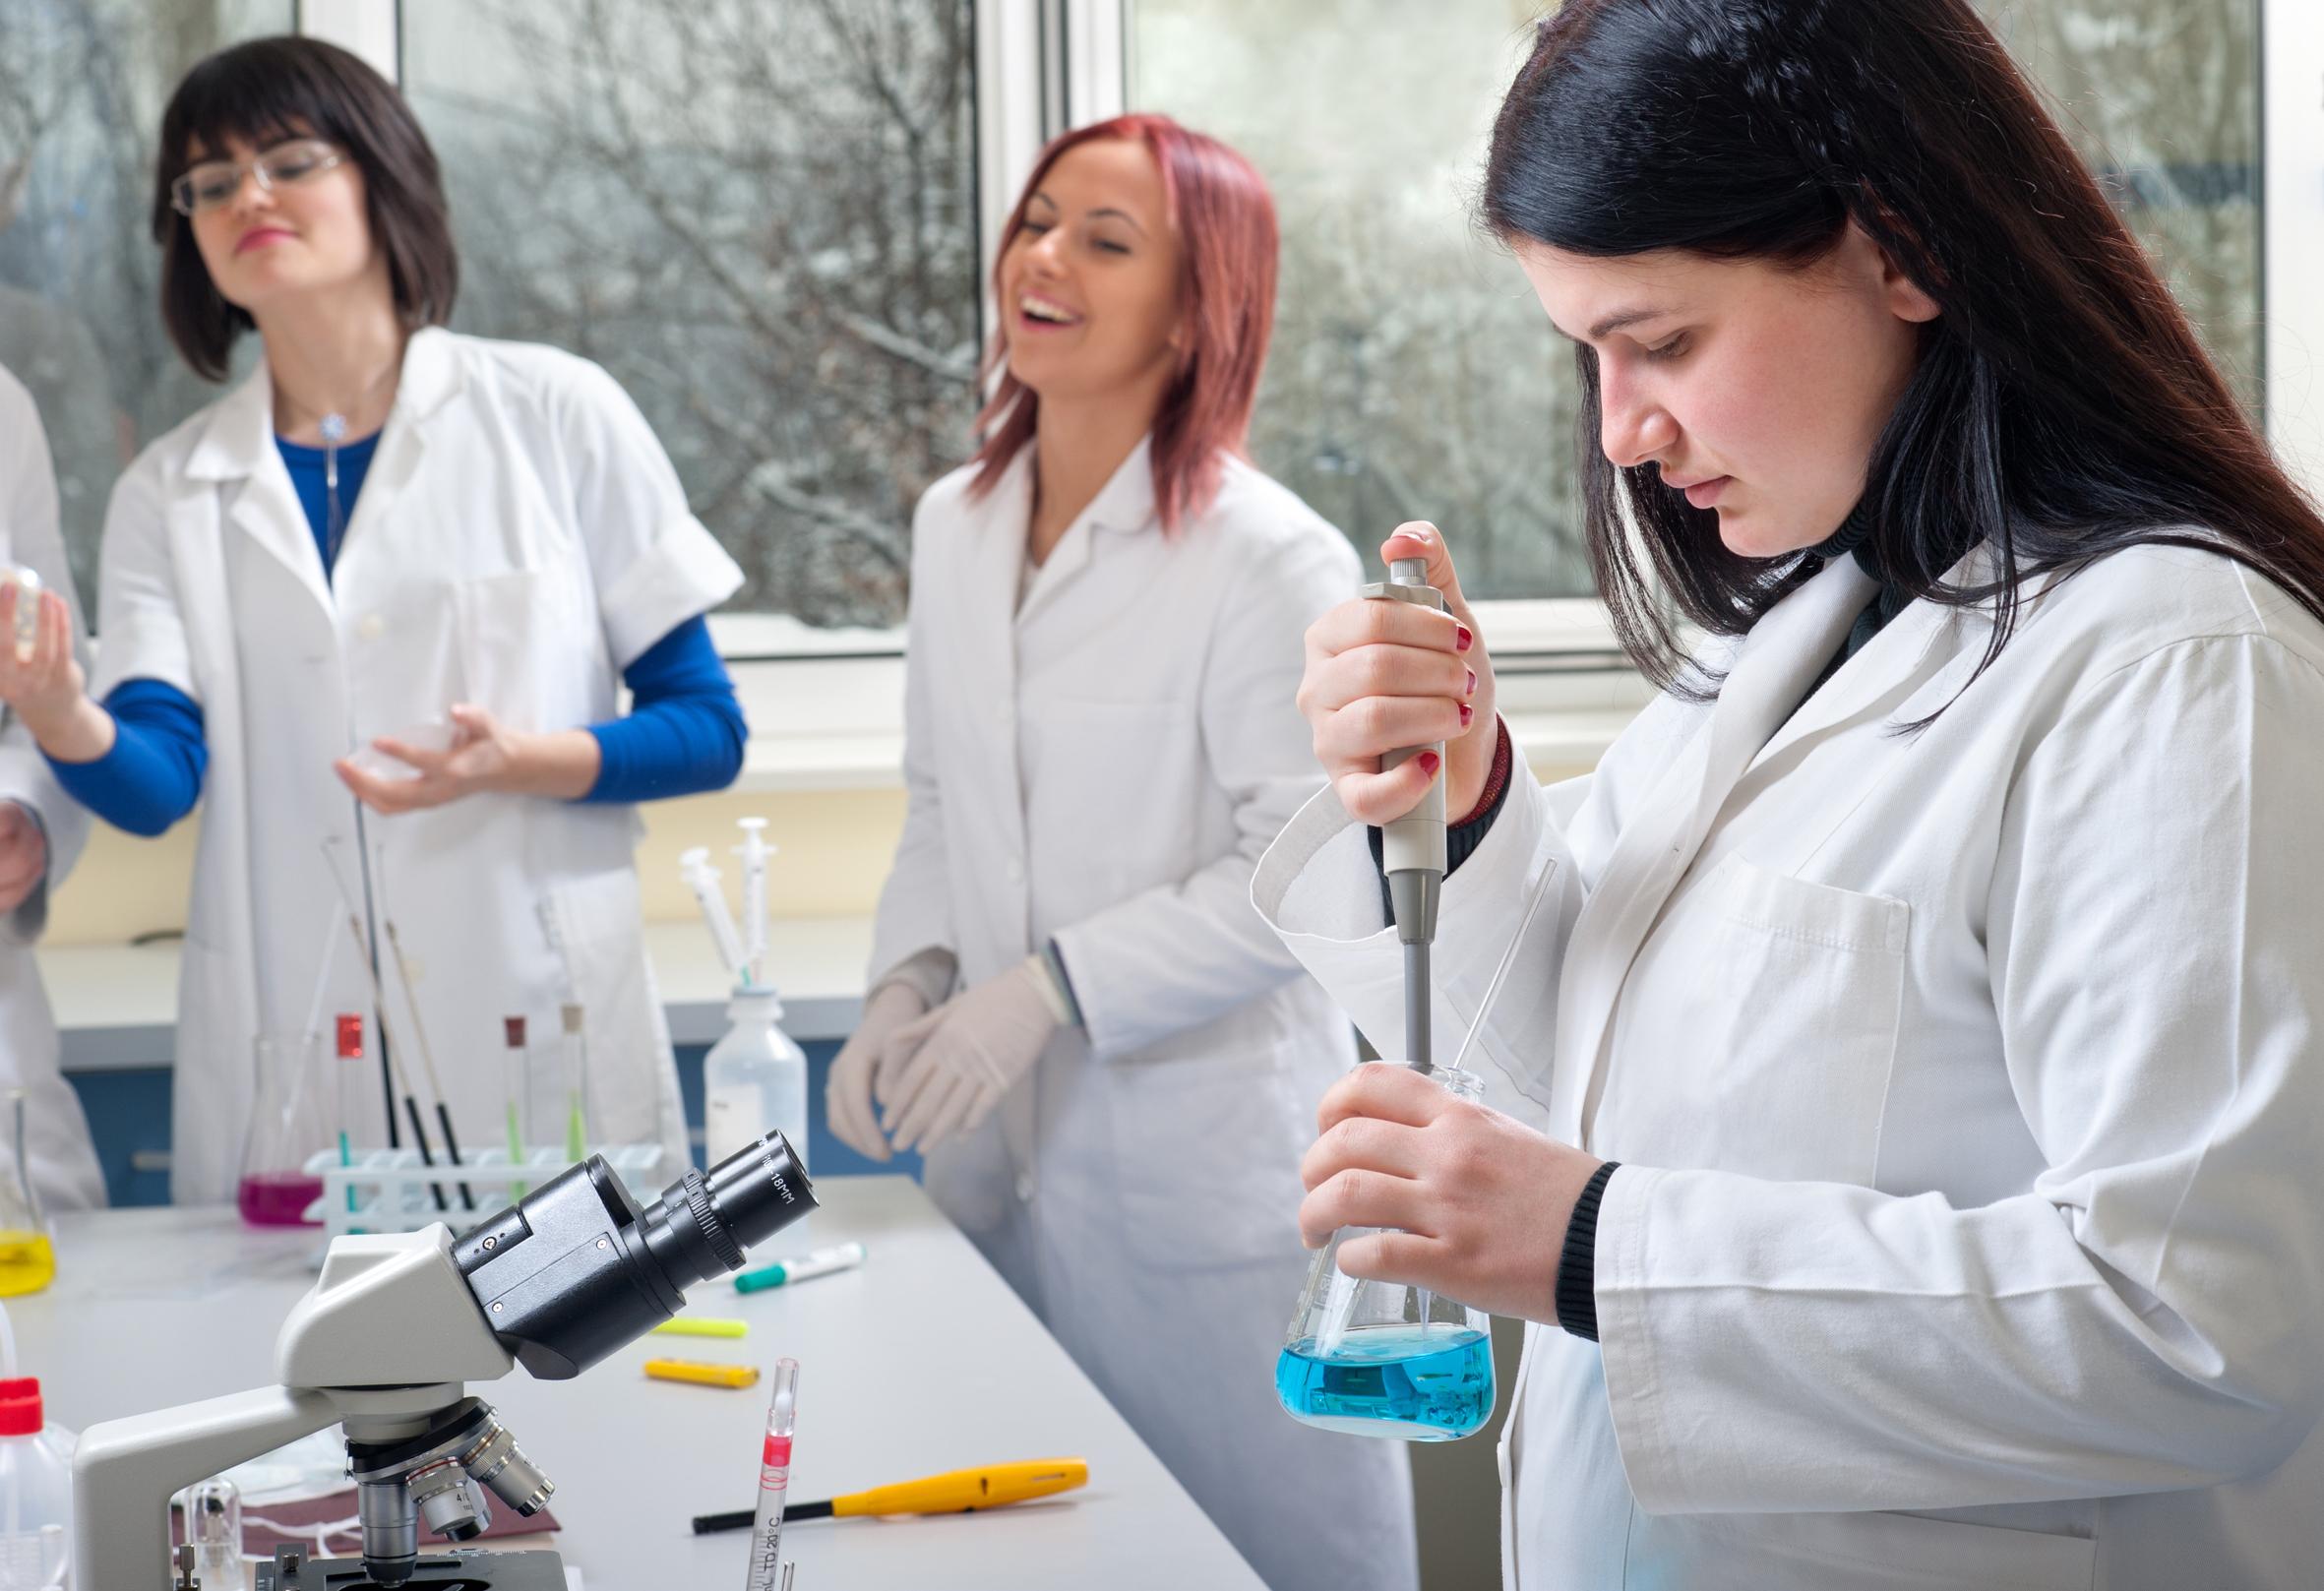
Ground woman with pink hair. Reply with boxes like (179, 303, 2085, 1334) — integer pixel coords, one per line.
(826, 116, 1418, 1591)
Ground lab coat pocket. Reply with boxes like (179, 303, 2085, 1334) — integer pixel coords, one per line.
(1103, 1048, 1309, 1271)
(453, 568, 594, 734)
(1601, 856, 1908, 1185)
(1631, 1507, 2095, 1591)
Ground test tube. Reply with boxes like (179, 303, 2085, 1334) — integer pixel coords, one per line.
(503, 1015, 529, 1198)
(561, 1003, 590, 1162)
(3, 566, 40, 663)
(746, 1358, 801, 1591)
(335, 1014, 362, 1215)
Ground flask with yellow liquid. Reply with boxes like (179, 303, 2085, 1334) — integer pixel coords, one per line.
(0, 1091, 54, 1298)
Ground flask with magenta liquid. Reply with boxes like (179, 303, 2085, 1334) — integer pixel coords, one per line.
(236, 1030, 333, 1227)
(1276, 1063, 1496, 1441)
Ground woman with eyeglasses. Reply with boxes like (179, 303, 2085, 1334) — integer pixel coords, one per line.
(0, 36, 748, 1205)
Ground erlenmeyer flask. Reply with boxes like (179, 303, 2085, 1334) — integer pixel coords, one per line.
(0, 1092, 54, 1298)
(1276, 1064, 1495, 1441)
(236, 1033, 330, 1227)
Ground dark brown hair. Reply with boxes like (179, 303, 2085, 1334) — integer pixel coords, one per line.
(152, 35, 458, 382)
(1483, 0, 2324, 701)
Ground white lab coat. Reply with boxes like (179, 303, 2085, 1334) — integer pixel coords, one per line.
(1255, 538, 2324, 1590)
(0, 364, 102, 1211)
(868, 440, 1416, 1591)
(95, 329, 741, 1205)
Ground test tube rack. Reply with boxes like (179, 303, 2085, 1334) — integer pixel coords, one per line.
(296, 1142, 670, 1241)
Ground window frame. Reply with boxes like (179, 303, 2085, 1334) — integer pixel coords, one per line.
(335, 0, 2316, 714)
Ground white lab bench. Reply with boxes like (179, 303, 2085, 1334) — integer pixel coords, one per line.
(39, 916, 879, 1073)
(14, 1176, 1266, 1590)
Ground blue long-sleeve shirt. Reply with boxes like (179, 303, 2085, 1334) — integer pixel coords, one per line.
(48, 434, 746, 833)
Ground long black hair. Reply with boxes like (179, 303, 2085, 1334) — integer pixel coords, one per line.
(1483, 0, 2324, 697)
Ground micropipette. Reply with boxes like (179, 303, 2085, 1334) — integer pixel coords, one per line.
(747, 1357, 801, 1591)
(735, 818, 772, 988)
(1362, 556, 1449, 1072)
(681, 846, 751, 983)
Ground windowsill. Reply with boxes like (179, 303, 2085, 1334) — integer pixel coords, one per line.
(727, 648, 1652, 793)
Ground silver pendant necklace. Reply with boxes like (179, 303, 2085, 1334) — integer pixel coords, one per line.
(319, 410, 349, 569)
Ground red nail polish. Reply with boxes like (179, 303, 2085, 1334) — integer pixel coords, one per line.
(1459, 703, 1475, 727)
(1419, 751, 1441, 776)
(1456, 626, 1474, 652)
(1466, 667, 1478, 697)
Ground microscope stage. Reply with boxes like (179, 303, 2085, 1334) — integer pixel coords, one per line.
(253, 1547, 568, 1589)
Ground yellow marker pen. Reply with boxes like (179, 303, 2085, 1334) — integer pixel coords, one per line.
(644, 1357, 761, 1390)
(652, 1317, 751, 1339)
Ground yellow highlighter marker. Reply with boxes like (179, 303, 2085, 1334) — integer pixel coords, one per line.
(652, 1316, 750, 1339)
(644, 1357, 761, 1390)
(693, 1459, 1091, 1532)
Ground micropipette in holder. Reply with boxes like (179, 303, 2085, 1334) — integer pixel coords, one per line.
(747, 1357, 801, 1591)
(735, 818, 772, 988)
(1360, 556, 1448, 1072)
(681, 846, 751, 985)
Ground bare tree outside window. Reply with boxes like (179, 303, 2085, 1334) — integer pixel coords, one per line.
(400, 0, 980, 631)
(1133, 0, 2263, 602)
(0, 0, 289, 612)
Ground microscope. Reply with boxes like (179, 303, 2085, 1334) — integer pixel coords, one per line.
(72, 1132, 818, 1589)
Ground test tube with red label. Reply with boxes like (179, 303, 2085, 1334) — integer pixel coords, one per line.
(747, 1358, 800, 1590)
(336, 1014, 363, 1213)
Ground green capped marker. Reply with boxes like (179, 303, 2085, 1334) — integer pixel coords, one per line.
(736, 1241, 868, 1294)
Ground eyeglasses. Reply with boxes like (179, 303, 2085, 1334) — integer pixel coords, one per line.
(170, 139, 346, 216)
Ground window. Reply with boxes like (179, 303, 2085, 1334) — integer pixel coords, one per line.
(1986, 0, 2262, 411)
(1131, 1, 1592, 601)
(1127, 0, 2267, 611)
(398, 0, 981, 630)
(0, 0, 293, 612)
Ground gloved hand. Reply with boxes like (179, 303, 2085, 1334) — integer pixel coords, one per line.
(877, 960, 1063, 1156)
(825, 978, 934, 1162)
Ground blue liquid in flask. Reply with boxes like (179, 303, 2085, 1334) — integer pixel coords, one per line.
(1275, 1324, 1495, 1440)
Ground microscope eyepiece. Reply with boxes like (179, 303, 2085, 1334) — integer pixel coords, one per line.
(452, 1132, 818, 1379)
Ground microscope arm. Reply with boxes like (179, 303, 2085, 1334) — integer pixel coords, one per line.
(74, 1384, 339, 1590)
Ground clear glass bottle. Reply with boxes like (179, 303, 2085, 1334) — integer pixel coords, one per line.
(705, 985, 809, 1175)
(0, 1095, 53, 1299)
(1276, 1064, 1496, 1441)
(236, 1033, 330, 1228)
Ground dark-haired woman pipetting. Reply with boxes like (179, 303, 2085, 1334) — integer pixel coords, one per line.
(1256, 2, 2324, 1585)
(0, 37, 748, 1204)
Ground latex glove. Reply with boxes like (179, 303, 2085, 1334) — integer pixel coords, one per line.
(1298, 1062, 1605, 1326)
(825, 978, 932, 1162)
(877, 960, 1061, 1156)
